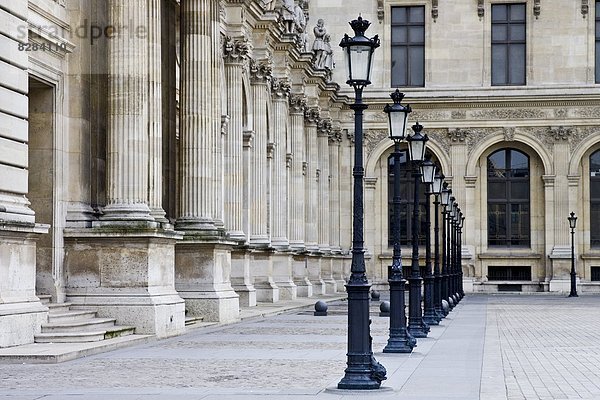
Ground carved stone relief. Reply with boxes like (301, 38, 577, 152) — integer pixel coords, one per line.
(304, 107, 321, 124)
(377, 0, 384, 23)
(426, 128, 452, 155)
(317, 118, 333, 137)
(503, 127, 516, 142)
(534, 0, 541, 19)
(477, 0, 484, 19)
(364, 129, 389, 157)
(432, 0, 439, 20)
(582, 0, 589, 17)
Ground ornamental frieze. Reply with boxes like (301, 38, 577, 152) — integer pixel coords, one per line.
(469, 108, 547, 120)
(223, 36, 250, 64)
(571, 106, 600, 118)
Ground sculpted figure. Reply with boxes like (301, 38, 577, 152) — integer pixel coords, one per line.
(281, 0, 296, 33)
(322, 34, 334, 70)
(312, 19, 327, 68)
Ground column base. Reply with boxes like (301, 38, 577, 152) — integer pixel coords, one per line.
(273, 253, 297, 300)
(231, 249, 257, 307)
(176, 238, 240, 323)
(307, 255, 326, 295)
(64, 228, 186, 337)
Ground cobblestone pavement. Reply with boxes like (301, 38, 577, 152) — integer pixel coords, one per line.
(1, 295, 599, 399)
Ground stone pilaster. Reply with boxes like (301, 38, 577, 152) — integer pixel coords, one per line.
(288, 95, 307, 250)
(223, 37, 250, 242)
(175, 0, 238, 322)
(248, 59, 272, 245)
(550, 134, 572, 257)
(148, 0, 167, 224)
(329, 130, 345, 289)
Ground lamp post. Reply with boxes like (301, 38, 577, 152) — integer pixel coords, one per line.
(448, 197, 456, 310)
(459, 213, 465, 300)
(382, 90, 416, 354)
(440, 183, 451, 316)
(431, 172, 444, 321)
(337, 16, 386, 390)
(406, 122, 430, 338)
(453, 206, 461, 304)
(568, 211, 578, 298)
(451, 202, 459, 306)
(420, 157, 438, 326)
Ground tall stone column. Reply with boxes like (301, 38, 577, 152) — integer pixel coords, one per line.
(317, 118, 331, 252)
(223, 37, 249, 241)
(270, 78, 296, 300)
(174, 0, 238, 323)
(304, 107, 324, 294)
(304, 107, 320, 251)
(248, 59, 278, 301)
(288, 95, 311, 296)
(288, 95, 307, 249)
(65, 0, 185, 338)
(148, 0, 167, 224)
(100, 0, 152, 223)
(248, 59, 272, 245)
(329, 129, 345, 289)
(270, 78, 291, 248)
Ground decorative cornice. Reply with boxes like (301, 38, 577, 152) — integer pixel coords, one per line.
(223, 36, 250, 64)
(271, 78, 291, 99)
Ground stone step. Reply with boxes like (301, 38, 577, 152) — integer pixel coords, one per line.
(41, 318, 117, 333)
(37, 294, 52, 305)
(185, 316, 204, 326)
(48, 310, 98, 324)
(34, 326, 135, 343)
(47, 303, 73, 314)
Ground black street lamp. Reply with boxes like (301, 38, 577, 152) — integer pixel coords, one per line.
(383, 90, 416, 354)
(568, 211, 578, 298)
(431, 172, 444, 321)
(450, 202, 459, 307)
(338, 16, 386, 390)
(440, 183, 451, 316)
(448, 197, 456, 310)
(420, 157, 438, 326)
(406, 122, 430, 338)
(459, 213, 465, 299)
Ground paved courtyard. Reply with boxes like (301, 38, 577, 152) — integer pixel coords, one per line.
(1, 294, 599, 400)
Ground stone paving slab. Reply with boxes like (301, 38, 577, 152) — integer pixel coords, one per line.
(2, 294, 600, 399)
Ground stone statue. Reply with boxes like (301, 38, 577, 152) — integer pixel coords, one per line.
(312, 19, 327, 69)
(294, 2, 308, 51)
(322, 34, 334, 71)
(281, 0, 296, 33)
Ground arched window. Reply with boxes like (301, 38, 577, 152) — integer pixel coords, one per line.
(487, 148, 530, 247)
(591, 150, 600, 248)
(387, 150, 428, 246)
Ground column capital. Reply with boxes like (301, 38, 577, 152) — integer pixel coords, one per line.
(289, 94, 307, 114)
(223, 36, 251, 64)
(271, 78, 291, 99)
(317, 118, 332, 137)
(250, 58, 273, 84)
(304, 107, 321, 125)
(329, 128, 343, 145)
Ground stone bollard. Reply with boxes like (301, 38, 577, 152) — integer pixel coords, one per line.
(379, 301, 390, 317)
(314, 300, 328, 316)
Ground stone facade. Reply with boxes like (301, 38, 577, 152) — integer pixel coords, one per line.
(1, 0, 600, 347)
